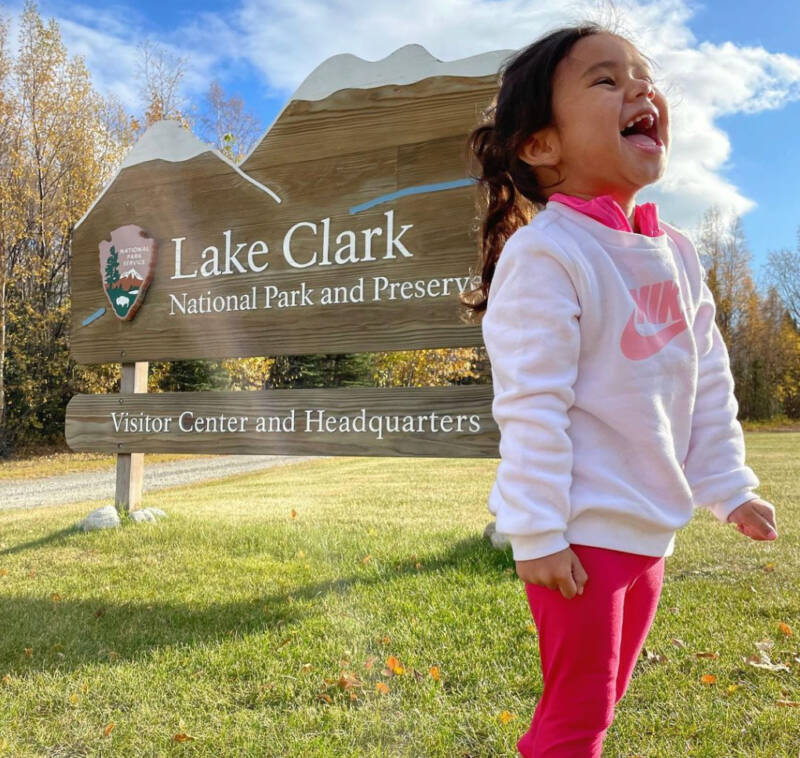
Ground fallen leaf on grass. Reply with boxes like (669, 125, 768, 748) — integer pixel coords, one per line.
(429, 666, 440, 681)
(778, 622, 792, 637)
(762, 562, 775, 572)
(290, 509, 297, 519)
(745, 642, 790, 672)
(776, 700, 800, 707)
(671, 638, 686, 648)
(301, 663, 313, 673)
(498, 711, 516, 725)
(640, 647, 666, 663)
(337, 672, 363, 690)
(69, 694, 79, 706)
(700, 674, 716, 684)
(694, 651, 719, 659)
(727, 684, 740, 694)
(102, 723, 114, 737)
(23, 648, 32, 658)
(746, 656, 790, 672)
(172, 733, 195, 742)
(364, 655, 377, 670)
(361, 554, 372, 565)
(51, 593, 61, 603)
(375, 682, 390, 695)
(386, 656, 404, 675)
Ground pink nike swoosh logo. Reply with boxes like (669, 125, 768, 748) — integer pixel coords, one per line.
(620, 279, 688, 360)
(620, 312, 687, 360)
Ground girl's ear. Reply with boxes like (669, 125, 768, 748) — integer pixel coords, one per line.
(518, 127, 561, 168)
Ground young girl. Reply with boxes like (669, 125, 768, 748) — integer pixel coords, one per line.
(464, 23, 779, 758)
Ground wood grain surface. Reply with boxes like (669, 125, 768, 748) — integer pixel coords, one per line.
(114, 362, 148, 510)
(65, 384, 499, 458)
(70, 75, 497, 364)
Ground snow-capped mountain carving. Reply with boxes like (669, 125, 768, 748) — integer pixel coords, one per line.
(290, 43, 513, 102)
(74, 120, 281, 230)
(71, 41, 507, 363)
(119, 119, 213, 169)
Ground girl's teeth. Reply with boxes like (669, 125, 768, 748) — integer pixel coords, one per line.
(624, 114, 654, 129)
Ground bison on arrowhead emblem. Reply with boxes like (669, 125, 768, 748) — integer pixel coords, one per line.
(99, 225, 157, 321)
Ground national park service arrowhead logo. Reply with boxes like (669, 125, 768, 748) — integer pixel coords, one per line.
(99, 225, 157, 321)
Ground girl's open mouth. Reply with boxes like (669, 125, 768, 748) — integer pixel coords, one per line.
(620, 112, 664, 153)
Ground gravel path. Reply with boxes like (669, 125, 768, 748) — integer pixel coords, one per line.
(0, 455, 322, 511)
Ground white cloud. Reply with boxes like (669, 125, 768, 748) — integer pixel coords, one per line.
(56, 17, 142, 109)
(232, 0, 570, 96)
(4, 1, 224, 111)
(5, 0, 800, 233)
(222, 0, 800, 232)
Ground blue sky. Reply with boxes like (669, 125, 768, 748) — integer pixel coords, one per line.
(5, 0, 799, 287)
(685, 0, 800, 285)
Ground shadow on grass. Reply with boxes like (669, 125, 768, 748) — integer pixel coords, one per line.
(0, 526, 81, 557)
(0, 526, 515, 678)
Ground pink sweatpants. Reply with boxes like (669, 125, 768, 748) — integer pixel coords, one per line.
(516, 543, 665, 758)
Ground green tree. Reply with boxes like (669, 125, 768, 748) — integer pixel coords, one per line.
(104, 245, 120, 287)
(154, 359, 229, 393)
(0, 1, 132, 454)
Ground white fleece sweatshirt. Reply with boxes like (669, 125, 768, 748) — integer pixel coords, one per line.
(482, 199, 761, 561)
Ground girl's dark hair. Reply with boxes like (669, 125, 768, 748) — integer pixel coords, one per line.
(460, 23, 610, 319)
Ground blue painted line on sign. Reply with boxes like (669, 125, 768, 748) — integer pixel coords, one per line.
(82, 307, 106, 327)
(349, 177, 478, 215)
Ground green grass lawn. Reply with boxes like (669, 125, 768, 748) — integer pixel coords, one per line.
(0, 434, 797, 757)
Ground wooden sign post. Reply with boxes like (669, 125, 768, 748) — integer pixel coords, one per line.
(66, 44, 512, 512)
(115, 362, 148, 509)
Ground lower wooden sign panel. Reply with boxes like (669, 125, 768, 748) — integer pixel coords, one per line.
(65, 385, 499, 458)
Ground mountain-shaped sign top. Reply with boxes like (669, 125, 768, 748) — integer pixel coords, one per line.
(71, 42, 510, 359)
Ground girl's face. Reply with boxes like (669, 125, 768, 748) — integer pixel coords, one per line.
(521, 33, 670, 204)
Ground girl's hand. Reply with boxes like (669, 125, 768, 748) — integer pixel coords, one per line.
(726, 497, 778, 541)
(515, 547, 588, 600)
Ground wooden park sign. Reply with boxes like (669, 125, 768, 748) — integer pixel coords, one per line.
(65, 43, 511, 509)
